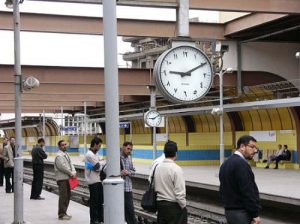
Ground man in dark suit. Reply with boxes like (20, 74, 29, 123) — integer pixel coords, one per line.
(30, 138, 47, 200)
(219, 135, 262, 224)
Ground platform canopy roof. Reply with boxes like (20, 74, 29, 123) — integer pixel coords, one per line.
(0, 0, 300, 115)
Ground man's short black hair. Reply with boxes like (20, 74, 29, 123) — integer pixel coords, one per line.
(58, 140, 65, 147)
(123, 141, 133, 147)
(38, 138, 45, 144)
(91, 137, 102, 147)
(164, 140, 178, 158)
(236, 135, 257, 149)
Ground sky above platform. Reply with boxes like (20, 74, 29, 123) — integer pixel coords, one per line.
(0, 1, 218, 67)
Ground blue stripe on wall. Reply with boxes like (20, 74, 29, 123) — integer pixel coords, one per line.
(132, 149, 232, 160)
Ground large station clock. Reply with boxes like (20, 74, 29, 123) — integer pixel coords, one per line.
(154, 45, 213, 103)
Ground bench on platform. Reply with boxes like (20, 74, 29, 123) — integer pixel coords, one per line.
(255, 148, 295, 169)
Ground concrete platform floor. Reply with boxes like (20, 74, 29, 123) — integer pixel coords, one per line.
(0, 183, 89, 224)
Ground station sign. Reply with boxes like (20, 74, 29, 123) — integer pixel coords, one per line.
(63, 126, 77, 132)
(119, 122, 130, 129)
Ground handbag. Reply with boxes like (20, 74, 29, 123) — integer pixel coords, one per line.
(69, 177, 79, 190)
(141, 164, 158, 213)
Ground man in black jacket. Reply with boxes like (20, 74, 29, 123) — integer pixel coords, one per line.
(219, 135, 261, 224)
(30, 138, 47, 200)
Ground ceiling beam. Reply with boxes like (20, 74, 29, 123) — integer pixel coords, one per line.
(0, 83, 149, 95)
(0, 65, 151, 85)
(0, 93, 142, 103)
(0, 11, 225, 39)
(224, 13, 288, 36)
(0, 93, 106, 102)
(0, 107, 84, 113)
(0, 101, 98, 107)
(27, 0, 300, 14)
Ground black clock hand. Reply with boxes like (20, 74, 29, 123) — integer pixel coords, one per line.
(149, 115, 159, 120)
(169, 71, 191, 78)
(185, 62, 207, 75)
(169, 71, 186, 76)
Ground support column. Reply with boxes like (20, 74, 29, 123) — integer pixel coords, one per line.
(149, 86, 157, 159)
(176, 0, 189, 37)
(12, 0, 24, 222)
(102, 0, 124, 223)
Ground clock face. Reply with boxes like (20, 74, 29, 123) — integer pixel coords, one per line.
(145, 110, 162, 127)
(154, 45, 213, 103)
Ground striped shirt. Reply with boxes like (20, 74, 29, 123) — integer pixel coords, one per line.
(121, 155, 135, 192)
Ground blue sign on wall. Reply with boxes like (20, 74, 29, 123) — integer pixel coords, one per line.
(63, 126, 77, 131)
(119, 122, 130, 129)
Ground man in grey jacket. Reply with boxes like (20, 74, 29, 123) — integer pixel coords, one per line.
(54, 140, 76, 220)
(3, 137, 16, 193)
(85, 137, 105, 224)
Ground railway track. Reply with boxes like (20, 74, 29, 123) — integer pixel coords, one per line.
(23, 160, 300, 224)
(23, 166, 225, 224)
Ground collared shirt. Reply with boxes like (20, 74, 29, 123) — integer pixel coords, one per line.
(121, 155, 135, 192)
(234, 150, 247, 162)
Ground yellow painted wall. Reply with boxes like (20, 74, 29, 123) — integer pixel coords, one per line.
(189, 132, 233, 147)
(236, 131, 297, 151)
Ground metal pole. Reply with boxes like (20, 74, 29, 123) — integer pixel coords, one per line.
(219, 71, 224, 165)
(176, 0, 189, 37)
(84, 102, 87, 154)
(67, 115, 71, 135)
(149, 86, 157, 159)
(12, 0, 24, 223)
(43, 109, 45, 140)
(237, 42, 243, 96)
(60, 106, 63, 136)
(166, 116, 169, 141)
(102, 1, 124, 223)
(129, 121, 132, 142)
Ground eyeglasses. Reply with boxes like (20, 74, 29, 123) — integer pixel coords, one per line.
(246, 144, 257, 149)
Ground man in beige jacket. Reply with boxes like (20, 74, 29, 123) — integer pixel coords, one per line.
(154, 140, 187, 224)
(3, 137, 16, 193)
(54, 140, 76, 220)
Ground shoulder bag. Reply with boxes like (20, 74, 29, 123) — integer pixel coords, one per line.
(141, 164, 158, 213)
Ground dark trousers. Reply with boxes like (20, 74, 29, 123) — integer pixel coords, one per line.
(225, 209, 252, 224)
(157, 201, 187, 224)
(124, 191, 136, 224)
(57, 180, 71, 218)
(4, 167, 14, 193)
(30, 164, 44, 199)
(89, 182, 104, 223)
(0, 159, 4, 186)
(275, 155, 287, 168)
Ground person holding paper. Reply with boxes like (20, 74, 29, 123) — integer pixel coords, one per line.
(85, 137, 105, 224)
